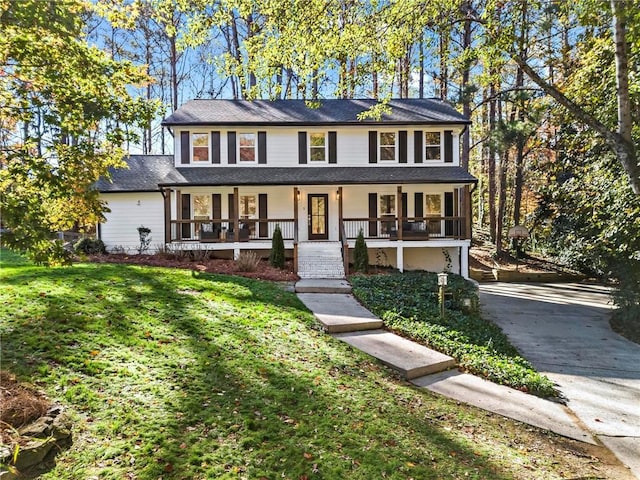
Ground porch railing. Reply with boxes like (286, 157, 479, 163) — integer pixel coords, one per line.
(342, 216, 468, 240)
(170, 219, 296, 243)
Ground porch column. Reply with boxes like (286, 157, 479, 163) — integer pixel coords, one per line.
(338, 186, 343, 240)
(461, 244, 469, 279)
(464, 185, 472, 240)
(397, 186, 403, 241)
(163, 188, 171, 244)
(396, 245, 404, 273)
(233, 187, 240, 242)
(293, 187, 299, 273)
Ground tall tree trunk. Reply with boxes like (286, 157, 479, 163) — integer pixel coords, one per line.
(488, 82, 497, 243)
(460, 1, 472, 170)
(169, 34, 178, 110)
(439, 31, 449, 100)
(419, 35, 424, 99)
(495, 98, 507, 255)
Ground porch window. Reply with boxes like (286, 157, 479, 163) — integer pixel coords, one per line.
(425, 132, 441, 160)
(192, 133, 209, 162)
(425, 194, 442, 235)
(238, 194, 256, 236)
(193, 194, 212, 238)
(379, 132, 396, 161)
(239, 133, 256, 162)
(379, 194, 396, 234)
(309, 133, 327, 162)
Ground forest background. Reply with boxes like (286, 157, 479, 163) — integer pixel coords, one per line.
(1, 0, 639, 325)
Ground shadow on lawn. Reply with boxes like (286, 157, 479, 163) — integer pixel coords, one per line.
(0, 260, 515, 479)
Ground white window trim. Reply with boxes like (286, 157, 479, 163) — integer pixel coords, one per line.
(191, 132, 211, 164)
(308, 132, 328, 163)
(424, 131, 442, 162)
(379, 131, 398, 162)
(238, 132, 257, 163)
(239, 193, 258, 219)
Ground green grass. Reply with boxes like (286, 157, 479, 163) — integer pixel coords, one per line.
(351, 272, 557, 397)
(0, 250, 594, 479)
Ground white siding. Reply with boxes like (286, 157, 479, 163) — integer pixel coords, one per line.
(100, 192, 165, 253)
(174, 125, 464, 168)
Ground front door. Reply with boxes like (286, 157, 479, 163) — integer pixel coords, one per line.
(308, 194, 329, 240)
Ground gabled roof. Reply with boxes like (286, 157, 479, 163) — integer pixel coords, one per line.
(95, 155, 174, 192)
(162, 99, 470, 127)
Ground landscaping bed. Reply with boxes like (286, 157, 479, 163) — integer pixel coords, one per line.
(350, 271, 557, 398)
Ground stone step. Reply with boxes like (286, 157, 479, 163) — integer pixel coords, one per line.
(295, 279, 352, 294)
(332, 330, 456, 379)
(297, 293, 382, 332)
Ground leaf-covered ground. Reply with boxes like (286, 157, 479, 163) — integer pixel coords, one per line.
(0, 249, 631, 479)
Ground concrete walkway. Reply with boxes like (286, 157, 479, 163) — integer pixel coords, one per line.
(295, 279, 596, 447)
(480, 282, 640, 479)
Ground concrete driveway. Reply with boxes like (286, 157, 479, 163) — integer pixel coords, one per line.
(479, 282, 640, 479)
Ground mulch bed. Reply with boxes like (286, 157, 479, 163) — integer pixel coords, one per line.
(87, 254, 299, 282)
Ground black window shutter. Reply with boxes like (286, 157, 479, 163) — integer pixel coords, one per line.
(368, 193, 377, 237)
(180, 131, 190, 164)
(368, 131, 377, 163)
(212, 193, 222, 234)
(328, 131, 337, 164)
(181, 193, 191, 238)
(444, 130, 453, 163)
(228, 193, 235, 223)
(258, 194, 268, 237)
(227, 131, 236, 164)
(298, 131, 307, 164)
(399, 130, 407, 163)
(211, 132, 220, 164)
(414, 131, 423, 163)
(444, 192, 454, 236)
(258, 131, 267, 164)
(402, 192, 408, 218)
(414, 192, 424, 218)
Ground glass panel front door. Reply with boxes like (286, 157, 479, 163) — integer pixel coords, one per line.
(308, 194, 328, 240)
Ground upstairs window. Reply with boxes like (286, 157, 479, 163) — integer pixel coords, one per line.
(379, 132, 396, 161)
(309, 133, 327, 162)
(425, 132, 441, 160)
(239, 133, 256, 162)
(192, 133, 209, 162)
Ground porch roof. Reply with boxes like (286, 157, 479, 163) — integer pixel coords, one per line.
(162, 98, 470, 126)
(159, 166, 477, 187)
(96, 155, 175, 192)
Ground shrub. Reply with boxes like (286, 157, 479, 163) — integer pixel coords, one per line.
(74, 237, 106, 255)
(236, 251, 260, 272)
(353, 228, 369, 273)
(269, 225, 285, 268)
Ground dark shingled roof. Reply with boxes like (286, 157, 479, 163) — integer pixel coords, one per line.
(162, 99, 470, 126)
(95, 155, 174, 192)
(97, 156, 477, 193)
(159, 166, 477, 187)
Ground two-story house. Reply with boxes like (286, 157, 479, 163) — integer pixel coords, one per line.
(96, 99, 476, 279)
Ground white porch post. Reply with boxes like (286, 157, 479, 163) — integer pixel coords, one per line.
(396, 244, 404, 273)
(461, 243, 469, 279)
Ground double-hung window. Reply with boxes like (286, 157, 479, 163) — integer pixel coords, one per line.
(239, 133, 256, 162)
(192, 133, 209, 163)
(379, 194, 396, 234)
(425, 132, 441, 161)
(240, 194, 257, 235)
(379, 132, 396, 161)
(309, 133, 327, 162)
(425, 194, 442, 235)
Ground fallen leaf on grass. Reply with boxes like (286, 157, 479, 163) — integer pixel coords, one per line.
(303, 452, 313, 460)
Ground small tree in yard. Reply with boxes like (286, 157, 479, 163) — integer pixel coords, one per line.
(354, 229, 369, 273)
(269, 224, 285, 268)
(137, 226, 152, 254)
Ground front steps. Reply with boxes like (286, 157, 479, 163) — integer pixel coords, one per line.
(297, 241, 345, 279)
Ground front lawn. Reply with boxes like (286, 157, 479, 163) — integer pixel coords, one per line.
(351, 272, 556, 397)
(0, 250, 614, 479)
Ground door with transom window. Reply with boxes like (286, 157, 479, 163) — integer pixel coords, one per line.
(308, 194, 329, 240)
